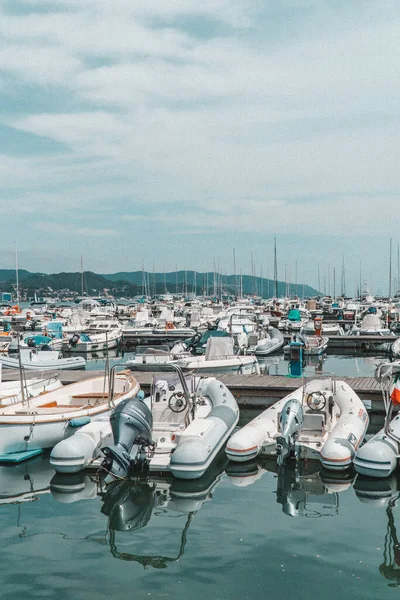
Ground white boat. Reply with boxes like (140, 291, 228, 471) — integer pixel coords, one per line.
(0, 348, 85, 371)
(283, 333, 329, 356)
(248, 327, 284, 356)
(176, 337, 260, 375)
(63, 329, 122, 353)
(226, 375, 369, 471)
(301, 320, 344, 336)
(126, 337, 260, 375)
(50, 366, 239, 480)
(0, 371, 62, 406)
(354, 362, 400, 478)
(351, 314, 394, 336)
(0, 370, 139, 455)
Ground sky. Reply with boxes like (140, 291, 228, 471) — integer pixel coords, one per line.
(0, 0, 399, 295)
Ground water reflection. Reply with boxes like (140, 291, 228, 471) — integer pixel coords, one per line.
(226, 459, 355, 517)
(4, 452, 400, 589)
(355, 475, 400, 587)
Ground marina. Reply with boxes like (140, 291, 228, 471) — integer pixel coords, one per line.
(2, 0, 400, 596)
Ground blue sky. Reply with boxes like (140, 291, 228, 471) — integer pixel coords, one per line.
(0, 0, 399, 295)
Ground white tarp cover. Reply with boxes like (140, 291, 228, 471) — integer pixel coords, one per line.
(205, 336, 235, 360)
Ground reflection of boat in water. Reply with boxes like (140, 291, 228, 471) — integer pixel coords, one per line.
(226, 459, 354, 517)
(52, 452, 228, 567)
(0, 455, 55, 504)
(354, 475, 400, 587)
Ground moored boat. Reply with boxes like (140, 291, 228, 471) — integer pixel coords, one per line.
(226, 375, 369, 471)
(50, 366, 239, 480)
(0, 370, 139, 456)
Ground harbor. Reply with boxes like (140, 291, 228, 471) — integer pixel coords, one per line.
(2, 0, 400, 597)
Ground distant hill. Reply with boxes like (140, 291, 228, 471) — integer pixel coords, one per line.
(0, 268, 320, 298)
(102, 270, 320, 297)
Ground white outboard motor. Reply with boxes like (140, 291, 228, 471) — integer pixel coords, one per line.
(102, 395, 154, 479)
(276, 399, 304, 466)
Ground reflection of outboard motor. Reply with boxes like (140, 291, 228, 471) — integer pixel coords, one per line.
(101, 480, 155, 532)
(276, 399, 304, 466)
(102, 396, 154, 479)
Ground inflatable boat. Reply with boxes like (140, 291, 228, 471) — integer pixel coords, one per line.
(354, 361, 400, 478)
(50, 366, 239, 480)
(226, 376, 369, 471)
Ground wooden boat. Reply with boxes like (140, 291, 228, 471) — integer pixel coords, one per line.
(0, 371, 139, 455)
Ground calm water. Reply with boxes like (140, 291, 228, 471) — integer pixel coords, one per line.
(77, 348, 386, 379)
(1, 454, 399, 600)
(7, 346, 390, 599)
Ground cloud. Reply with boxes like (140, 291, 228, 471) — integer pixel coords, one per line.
(0, 0, 399, 290)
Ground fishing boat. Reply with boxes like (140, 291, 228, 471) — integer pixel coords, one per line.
(354, 362, 400, 478)
(50, 365, 239, 480)
(0, 348, 86, 371)
(0, 370, 139, 456)
(226, 375, 369, 471)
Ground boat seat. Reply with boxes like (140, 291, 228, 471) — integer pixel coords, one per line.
(302, 413, 325, 433)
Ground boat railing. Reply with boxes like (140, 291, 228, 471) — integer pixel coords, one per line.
(300, 371, 338, 401)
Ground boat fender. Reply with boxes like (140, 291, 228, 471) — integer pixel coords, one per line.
(69, 416, 92, 428)
(136, 390, 145, 400)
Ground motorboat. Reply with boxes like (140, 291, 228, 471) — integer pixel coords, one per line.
(63, 329, 122, 353)
(301, 320, 344, 336)
(127, 337, 260, 375)
(8, 334, 63, 353)
(50, 365, 239, 480)
(283, 333, 329, 356)
(354, 361, 400, 478)
(351, 314, 394, 336)
(175, 337, 260, 375)
(0, 370, 140, 456)
(226, 375, 369, 471)
(278, 308, 309, 332)
(247, 327, 284, 356)
(0, 347, 86, 371)
(0, 370, 62, 406)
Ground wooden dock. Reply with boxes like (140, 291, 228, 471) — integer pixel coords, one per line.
(46, 370, 385, 411)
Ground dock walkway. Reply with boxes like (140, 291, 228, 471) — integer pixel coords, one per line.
(3, 369, 384, 410)
(48, 370, 384, 410)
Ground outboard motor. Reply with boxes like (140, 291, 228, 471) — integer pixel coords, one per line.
(69, 333, 80, 347)
(276, 399, 304, 466)
(102, 395, 154, 479)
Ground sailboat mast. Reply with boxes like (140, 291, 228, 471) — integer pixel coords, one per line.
(15, 246, 20, 306)
(389, 237, 393, 300)
(233, 248, 237, 297)
(273, 237, 278, 298)
(80, 255, 84, 298)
